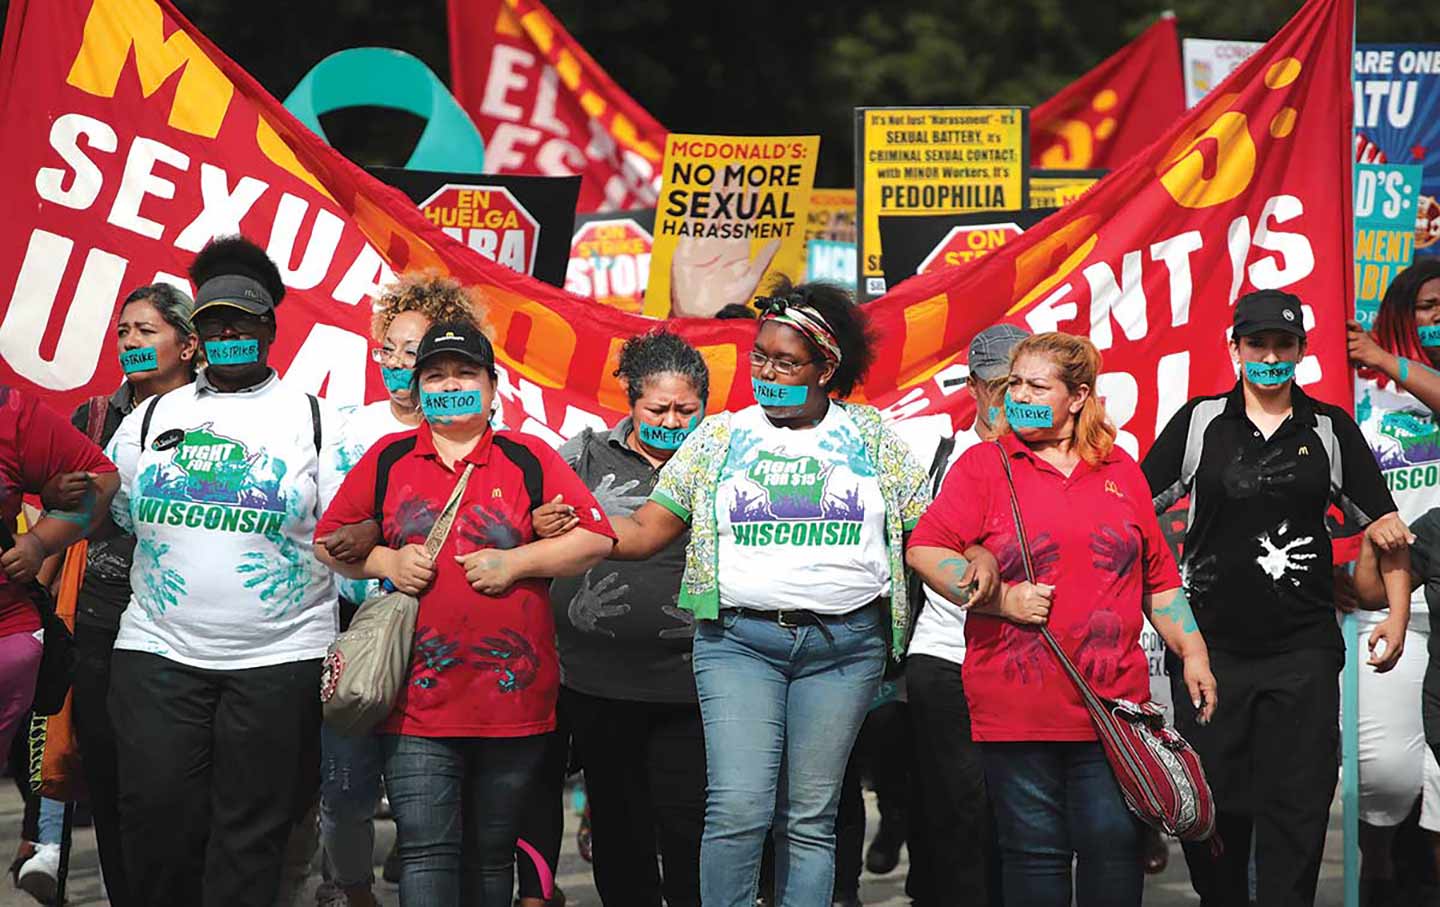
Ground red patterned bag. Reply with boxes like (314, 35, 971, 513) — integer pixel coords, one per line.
(993, 442, 1217, 842)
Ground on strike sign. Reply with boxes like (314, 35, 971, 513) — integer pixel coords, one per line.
(566, 216, 654, 313)
(918, 223, 1024, 274)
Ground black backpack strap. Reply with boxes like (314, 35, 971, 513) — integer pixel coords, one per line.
(307, 394, 322, 458)
(372, 435, 419, 522)
(138, 395, 161, 450)
(929, 435, 957, 495)
(493, 435, 545, 512)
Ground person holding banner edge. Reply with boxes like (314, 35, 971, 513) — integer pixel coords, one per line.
(1144, 289, 1410, 907)
(564, 278, 930, 907)
(1345, 259, 1440, 903)
(907, 331, 1213, 907)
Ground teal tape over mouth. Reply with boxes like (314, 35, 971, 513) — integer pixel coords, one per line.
(638, 412, 703, 450)
(205, 339, 260, 365)
(1419, 326, 1440, 348)
(1005, 394, 1053, 428)
(421, 389, 486, 425)
(120, 347, 158, 374)
(1244, 361, 1295, 386)
(382, 367, 414, 393)
(752, 379, 808, 408)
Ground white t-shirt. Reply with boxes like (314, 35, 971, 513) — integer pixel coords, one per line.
(715, 404, 889, 614)
(107, 372, 360, 670)
(907, 427, 981, 664)
(1356, 374, 1437, 625)
(341, 399, 414, 452)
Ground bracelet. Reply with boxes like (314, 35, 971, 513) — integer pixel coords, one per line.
(1399, 356, 1411, 383)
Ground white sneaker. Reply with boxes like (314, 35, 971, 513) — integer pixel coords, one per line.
(16, 842, 59, 904)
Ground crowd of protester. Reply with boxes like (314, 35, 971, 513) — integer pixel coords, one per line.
(5, 234, 1440, 907)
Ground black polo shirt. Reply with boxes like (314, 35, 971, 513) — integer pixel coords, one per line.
(1142, 382, 1394, 655)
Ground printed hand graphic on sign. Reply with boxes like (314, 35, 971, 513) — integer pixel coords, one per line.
(569, 571, 631, 636)
(670, 170, 781, 318)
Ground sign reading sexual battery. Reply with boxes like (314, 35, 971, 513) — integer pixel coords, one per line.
(854, 106, 1028, 301)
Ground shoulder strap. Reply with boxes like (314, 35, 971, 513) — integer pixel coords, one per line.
(929, 435, 956, 495)
(372, 435, 419, 521)
(991, 441, 1106, 705)
(307, 394, 322, 457)
(421, 463, 475, 559)
(84, 395, 110, 444)
(138, 395, 161, 450)
(493, 435, 545, 512)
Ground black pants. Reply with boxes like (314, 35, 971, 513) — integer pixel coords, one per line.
(71, 623, 134, 906)
(108, 650, 322, 907)
(566, 687, 706, 907)
(906, 653, 999, 907)
(1172, 647, 1342, 907)
(515, 700, 570, 900)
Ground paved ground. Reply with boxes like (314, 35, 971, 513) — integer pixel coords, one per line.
(2, 781, 1344, 906)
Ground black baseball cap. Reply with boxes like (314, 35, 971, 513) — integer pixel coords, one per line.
(414, 321, 496, 372)
(192, 274, 277, 319)
(1233, 289, 1306, 339)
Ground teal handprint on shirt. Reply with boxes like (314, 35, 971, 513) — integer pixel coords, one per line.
(237, 533, 317, 618)
(134, 537, 187, 618)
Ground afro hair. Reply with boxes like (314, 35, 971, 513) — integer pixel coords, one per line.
(189, 235, 286, 307)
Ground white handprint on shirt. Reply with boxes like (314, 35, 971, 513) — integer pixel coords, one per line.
(1255, 521, 1318, 589)
(590, 473, 648, 516)
(568, 571, 632, 636)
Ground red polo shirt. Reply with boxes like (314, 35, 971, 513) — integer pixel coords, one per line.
(0, 387, 115, 639)
(908, 434, 1180, 742)
(316, 425, 614, 738)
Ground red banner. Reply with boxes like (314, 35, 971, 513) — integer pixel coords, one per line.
(0, 0, 1352, 464)
(1031, 15, 1185, 170)
(447, 0, 667, 213)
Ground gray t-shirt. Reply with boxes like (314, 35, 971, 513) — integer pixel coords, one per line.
(551, 418, 695, 703)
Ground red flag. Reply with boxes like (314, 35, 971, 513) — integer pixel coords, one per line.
(0, 0, 1351, 462)
(1031, 14, 1185, 170)
(447, 0, 667, 213)
(879, 0, 1354, 458)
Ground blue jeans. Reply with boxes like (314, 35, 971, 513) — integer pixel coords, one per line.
(982, 741, 1143, 907)
(692, 605, 886, 907)
(380, 733, 545, 907)
(38, 797, 63, 844)
(319, 725, 384, 888)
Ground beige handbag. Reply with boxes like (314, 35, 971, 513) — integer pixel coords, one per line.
(320, 463, 474, 736)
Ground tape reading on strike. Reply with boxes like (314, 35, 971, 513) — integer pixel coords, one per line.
(382, 367, 414, 394)
(1419, 326, 1440, 348)
(752, 379, 808, 408)
(421, 390, 486, 425)
(205, 339, 260, 365)
(1004, 394, 1053, 428)
(119, 347, 159, 374)
(637, 413, 703, 450)
(1244, 361, 1295, 386)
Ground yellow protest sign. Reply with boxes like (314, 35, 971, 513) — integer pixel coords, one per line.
(1028, 169, 1105, 209)
(805, 188, 857, 244)
(644, 134, 820, 318)
(856, 107, 1027, 300)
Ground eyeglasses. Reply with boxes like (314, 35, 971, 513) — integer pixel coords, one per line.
(748, 351, 814, 377)
(371, 346, 419, 366)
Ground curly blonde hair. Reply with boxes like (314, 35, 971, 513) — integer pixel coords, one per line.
(371, 271, 491, 342)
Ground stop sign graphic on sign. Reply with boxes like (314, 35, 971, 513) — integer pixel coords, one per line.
(420, 184, 541, 276)
(566, 218, 655, 314)
(917, 223, 1024, 275)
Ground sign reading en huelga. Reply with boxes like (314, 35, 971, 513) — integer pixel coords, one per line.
(566, 209, 657, 315)
(855, 107, 1027, 301)
(369, 167, 580, 287)
(644, 134, 820, 318)
(878, 208, 1058, 290)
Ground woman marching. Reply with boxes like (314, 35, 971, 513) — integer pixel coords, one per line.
(34, 283, 199, 906)
(1145, 289, 1408, 907)
(1345, 258, 1440, 902)
(569, 278, 931, 907)
(907, 331, 1214, 907)
(526, 330, 711, 907)
(105, 236, 360, 907)
(314, 319, 616, 906)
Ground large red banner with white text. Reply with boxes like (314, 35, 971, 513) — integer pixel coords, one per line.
(0, 0, 1352, 461)
(447, 0, 667, 213)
